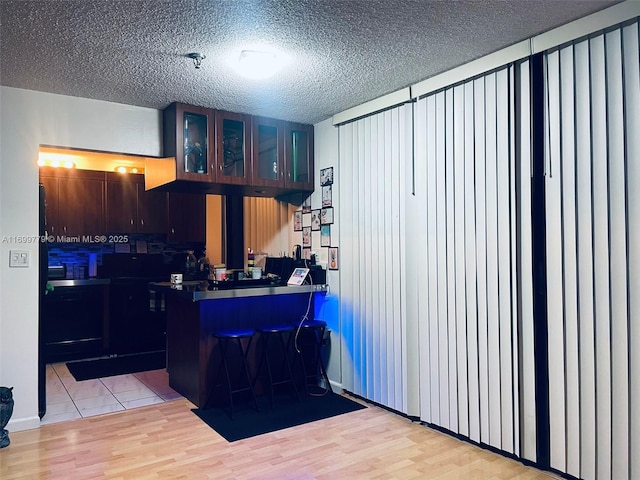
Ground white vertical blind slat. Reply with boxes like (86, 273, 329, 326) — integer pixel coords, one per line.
(559, 44, 580, 479)
(574, 38, 597, 480)
(590, 33, 613, 480)
(622, 22, 640, 480)
(604, 28, 629, 480)
(545, 49, 567, 473)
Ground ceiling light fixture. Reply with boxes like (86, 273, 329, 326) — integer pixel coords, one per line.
(236, 49, 283, 79)
(188, 52, 206, 69)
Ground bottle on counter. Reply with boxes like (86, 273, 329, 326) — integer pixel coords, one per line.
(185, 250, 197, 280)
(197, 250, 210, 280)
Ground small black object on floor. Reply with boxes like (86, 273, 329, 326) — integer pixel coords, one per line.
(192, 391, 367, 442)
(66, 351, 166, 381)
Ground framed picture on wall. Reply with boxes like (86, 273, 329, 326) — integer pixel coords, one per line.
(303, 247, 311, 260)
(302, 226, 311, 246)
(321, 207, 334, 225)
(302, 195, 312, 213)
(311, 209, 321, 231)
(321, 225, 331, 247)
(320, 166, 334, 186)
(294, 211, 303, 231)
(328, 247, 339, 270)
(322, 184, 332, 207)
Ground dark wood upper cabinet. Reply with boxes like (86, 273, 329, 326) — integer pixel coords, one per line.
(105, 173, 168, 234)
(40, 168, 105, 237)
(284, 122, 314, 192)
(163, 102, 216, 183)
(167, 192, 206, 243)
(215, 110, 250, 186)
(250, 116, 285, 190)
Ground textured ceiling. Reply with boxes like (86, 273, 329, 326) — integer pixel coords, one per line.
(0, 0, 621, 125)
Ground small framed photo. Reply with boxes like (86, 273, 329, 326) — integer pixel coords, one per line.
(294, 211, 303, 232)
(328, 247, 339, 270)
(303, 247, 311, 260)
(311, 209, 321, 231)
(302, 226, 311, 246)
(302, 195, 312, 214)
(320, 166, 334, 186)
(321, 207, 334, 225)
(321, 225, 331, 247)
(322, 185, 332, 207)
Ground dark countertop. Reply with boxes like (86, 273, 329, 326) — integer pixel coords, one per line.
(149, 280, 328, 301)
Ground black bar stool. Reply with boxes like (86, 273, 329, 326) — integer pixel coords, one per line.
(293, 319, 332, 396)
(254, 324, 300, 408)
(211, 328, 259, 419)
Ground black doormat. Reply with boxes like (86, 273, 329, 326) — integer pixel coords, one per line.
(192, 391, 367, 442)
(66, 351, 166, 381)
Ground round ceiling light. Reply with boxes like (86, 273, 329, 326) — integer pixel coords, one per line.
(236, 49, 286, 80)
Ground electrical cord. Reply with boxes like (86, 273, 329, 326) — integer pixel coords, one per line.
(293, 259, 330, 396)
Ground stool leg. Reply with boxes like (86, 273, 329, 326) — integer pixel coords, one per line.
(280, 330, 301, 401)
(240, 336, 260, 414)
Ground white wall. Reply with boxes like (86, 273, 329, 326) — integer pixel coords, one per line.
(309, 117, 341, 386)
(0, 86, 162, 431)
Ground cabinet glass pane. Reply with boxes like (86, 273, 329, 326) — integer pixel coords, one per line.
(291, 130, 309, 183)
(222, 118, 245, 177)
(183, 113, 208, 174)
(257, 124, 279, 181)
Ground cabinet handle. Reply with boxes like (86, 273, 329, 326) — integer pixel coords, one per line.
(171, 228, 175, 234)
(130, 219, 134, 225)
(140, 219, 144, 226)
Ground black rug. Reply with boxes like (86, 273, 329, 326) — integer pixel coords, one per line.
(192, 391, 367, 442)
(66, 351, 166, 381)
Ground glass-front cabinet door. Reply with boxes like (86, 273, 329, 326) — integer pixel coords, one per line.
(163, 102, 215, 183)
(215, 110, 250, 185)
(285, 122, 314, 191)
(251, 116, 284, 189)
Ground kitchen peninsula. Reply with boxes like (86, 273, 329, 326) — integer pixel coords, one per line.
(150, 281, 328, 407)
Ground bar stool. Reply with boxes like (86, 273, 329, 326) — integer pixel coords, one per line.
(254, 324, 300, 408)
(293, 319, 332, 396)
(211, 328, 259, 419)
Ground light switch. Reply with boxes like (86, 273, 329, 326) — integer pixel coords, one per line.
(9, 249, 29, 268)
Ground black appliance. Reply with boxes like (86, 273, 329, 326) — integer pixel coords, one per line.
(38, 183, 47, 418)
(101, 254, 168, 355)
(264, 256, 295, 285)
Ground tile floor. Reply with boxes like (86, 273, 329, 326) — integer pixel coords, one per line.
(42, 362, 184, 425)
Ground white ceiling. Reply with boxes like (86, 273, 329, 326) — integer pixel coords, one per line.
(0, 0, 621, 125)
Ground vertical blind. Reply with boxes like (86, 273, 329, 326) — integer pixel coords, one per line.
(412, 64, 535, 457)
(544, 20, 639, 480)
(337, 105, 412, 413)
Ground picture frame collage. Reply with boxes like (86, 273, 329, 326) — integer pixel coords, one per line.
(294, 166, 338, 270)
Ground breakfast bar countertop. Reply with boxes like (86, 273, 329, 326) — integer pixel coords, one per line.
(148, 281, 327, 301)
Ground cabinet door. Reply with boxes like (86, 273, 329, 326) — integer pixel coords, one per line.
(57, 174, 105, 237)
(251, 116, 285, 189)
(105, 176, 138, 233)
(285, 122, 314, 191)
(167, 192, 206, 243)
(39, 175, 59, 236)
(137, 184, 168, 233)
(215, 110, 250, 185)
(164, 102, 216, 183)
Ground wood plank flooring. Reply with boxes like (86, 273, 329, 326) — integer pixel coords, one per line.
(1, 394, 559, 480)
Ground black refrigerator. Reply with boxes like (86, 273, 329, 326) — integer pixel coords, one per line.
(38, 183, 47, 418)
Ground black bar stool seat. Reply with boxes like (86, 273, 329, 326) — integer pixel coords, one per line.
(211, 328, 259, 419)
(254, 324, 300, 408)
(294, 319, 332, 396)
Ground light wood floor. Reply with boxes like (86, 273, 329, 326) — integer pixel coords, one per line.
(2, 393, 558, 480)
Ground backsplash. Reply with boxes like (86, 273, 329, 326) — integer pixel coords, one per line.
(47, 233, 205, 278)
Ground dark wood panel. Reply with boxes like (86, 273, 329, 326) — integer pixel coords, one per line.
(105, 178, 138, 233)
(57, 177, 105, 237)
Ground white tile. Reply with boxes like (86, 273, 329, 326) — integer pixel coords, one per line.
(101, 375, 147, 393)
(79, 403, 125, 418)
(47, 390, 74, 405)
(45, 400, 79, 415)
(120, 396, 165, 409)
(41, 410, 82, 425)
(66, 380, 111, 400)
(112, 385, 158, 402)
(159, 390, 183, 402)
(74, 394, 121, 412)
